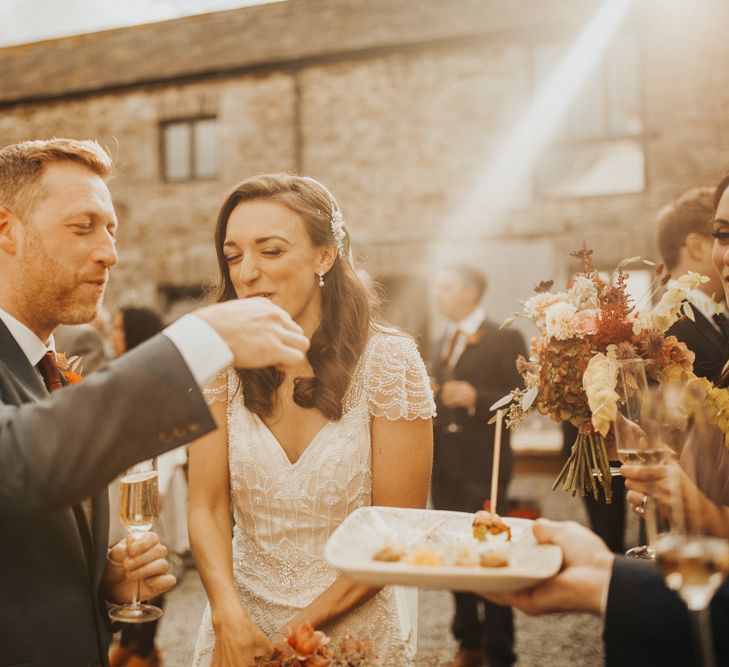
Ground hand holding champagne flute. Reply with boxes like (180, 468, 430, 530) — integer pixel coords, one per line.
(109, 458, 163, 623)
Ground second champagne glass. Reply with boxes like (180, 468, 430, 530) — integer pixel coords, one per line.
(614, 358, 664, 559)
(108, 458, 163, 623)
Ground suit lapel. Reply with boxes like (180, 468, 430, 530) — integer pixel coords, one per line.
(453, 320, 489, 373)
(692, 310, 728, 357)
(0, 321, 97, 579)
(0, 320, 47, 400)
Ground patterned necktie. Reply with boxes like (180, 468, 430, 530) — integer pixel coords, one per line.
(713, 312, 729, 340)
(37, 351, 63, 392)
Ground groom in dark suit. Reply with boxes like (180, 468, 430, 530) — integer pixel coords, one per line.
(0, 138, 309, 666)
(430, 264, 526, 667)
(657, 186, 729, 383)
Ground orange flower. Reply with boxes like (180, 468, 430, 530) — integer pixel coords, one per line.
(287, 623, 331, 664)
(63, 371, 83, 385)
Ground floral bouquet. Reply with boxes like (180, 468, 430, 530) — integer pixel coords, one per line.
(492, 245, 699, 502)
(254, 623, 379, 667)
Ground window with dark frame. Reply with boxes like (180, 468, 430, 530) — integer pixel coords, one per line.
(533, 33, 645, 198)
(160, 116, 219, 182)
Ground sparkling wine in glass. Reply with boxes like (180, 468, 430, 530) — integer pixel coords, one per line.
(654, 534, 729, 612)
(651, 386, 727, 667)
(654, 529, 729, 667)
(108, 459, 163, 623)
(613, 358, 660, 559)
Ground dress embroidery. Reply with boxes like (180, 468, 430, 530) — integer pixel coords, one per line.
(192, 331, 435, 666)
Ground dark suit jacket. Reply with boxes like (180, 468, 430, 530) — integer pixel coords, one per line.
(666, 308, 728, 382)
(430, 319, 526, 512)
(604, 556, 729, 666)
(0, 321, 216, 667)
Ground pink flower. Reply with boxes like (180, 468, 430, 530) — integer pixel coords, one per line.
(575, 309, 597, 336)
(524, 292, 565, 332)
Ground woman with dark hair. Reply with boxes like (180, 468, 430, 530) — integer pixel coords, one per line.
(188, 174, 435, 666)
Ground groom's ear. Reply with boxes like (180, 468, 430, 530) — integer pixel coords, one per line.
(0, 207, 18, 255)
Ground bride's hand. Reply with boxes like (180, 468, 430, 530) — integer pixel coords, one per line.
(211, 614, 275, 667)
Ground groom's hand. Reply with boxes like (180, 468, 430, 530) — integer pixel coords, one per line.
(103, 532, 176, 603)
(195, 298, 309, 369)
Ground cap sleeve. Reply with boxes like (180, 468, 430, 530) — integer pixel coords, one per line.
(202, 368, 230, 406)
(364, 332, 436, 421)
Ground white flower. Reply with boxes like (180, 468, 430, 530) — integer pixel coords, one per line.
(584, 353, 619, 437)
(633, 271, 706, 334)
(523, 292, 564, 319)
(567, 276, 599, 310)
(545, 301, 579, 340)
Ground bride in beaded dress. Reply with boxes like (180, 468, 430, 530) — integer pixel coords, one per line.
(188, 174, 435, 666)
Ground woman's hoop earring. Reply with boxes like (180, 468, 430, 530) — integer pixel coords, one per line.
(318, 271, 325, 287)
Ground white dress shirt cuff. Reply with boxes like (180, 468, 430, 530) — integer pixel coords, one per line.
(162, 314, 234, 388)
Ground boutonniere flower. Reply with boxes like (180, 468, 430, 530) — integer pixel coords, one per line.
(465, 331, 484, 346)
(55, 352, 84, 384)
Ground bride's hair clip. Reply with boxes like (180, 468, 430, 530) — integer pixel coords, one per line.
(301, 176, 347, 257)
(329, 202, 347, 257)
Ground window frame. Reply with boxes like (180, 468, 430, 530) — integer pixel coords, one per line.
(159, 115, 219, 183)
(531, 32, 646, 199)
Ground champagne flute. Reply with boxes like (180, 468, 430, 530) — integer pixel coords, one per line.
(613, 358, 665, 559)
(108, 458, 163, 623)
(652, 420, 729, 667)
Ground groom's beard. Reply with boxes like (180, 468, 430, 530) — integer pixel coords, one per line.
(14, 232, 106, 334)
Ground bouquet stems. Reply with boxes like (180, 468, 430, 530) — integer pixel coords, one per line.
(552, 432, 612, 502)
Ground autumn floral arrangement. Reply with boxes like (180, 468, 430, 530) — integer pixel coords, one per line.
(492, 246, 700, 502)
(254, 623, 379, 667)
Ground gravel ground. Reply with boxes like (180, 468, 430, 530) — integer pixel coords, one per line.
(155, 472, 639, 666)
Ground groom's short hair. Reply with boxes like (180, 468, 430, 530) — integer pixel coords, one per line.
(0, 138, 113, 220)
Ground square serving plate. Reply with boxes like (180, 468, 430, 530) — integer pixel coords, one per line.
(325, 506, 562, 593)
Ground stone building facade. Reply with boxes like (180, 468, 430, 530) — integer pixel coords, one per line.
(1, 0, 728, 341)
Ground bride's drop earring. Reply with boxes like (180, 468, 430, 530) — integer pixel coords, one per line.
(318, 271, 325, 287)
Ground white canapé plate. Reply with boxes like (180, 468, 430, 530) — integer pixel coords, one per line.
(325, 506, 562, 593)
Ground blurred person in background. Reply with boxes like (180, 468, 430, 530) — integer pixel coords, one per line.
(430, 264, 526, 667)
(657, 186, 729, 382)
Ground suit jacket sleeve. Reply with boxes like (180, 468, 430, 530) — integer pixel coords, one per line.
(0, 333, 216, 515)
(604, 555, 729, 665)
(473, 328, 527, 423)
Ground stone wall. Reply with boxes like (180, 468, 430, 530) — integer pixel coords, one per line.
(1, 0, 728, 338)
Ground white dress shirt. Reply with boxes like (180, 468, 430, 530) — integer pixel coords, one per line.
(441, 305, 486, 370)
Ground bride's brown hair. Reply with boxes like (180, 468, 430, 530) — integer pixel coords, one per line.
(212, 173, 375, 420)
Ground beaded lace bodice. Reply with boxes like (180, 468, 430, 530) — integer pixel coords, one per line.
(192, 331, 435, 666)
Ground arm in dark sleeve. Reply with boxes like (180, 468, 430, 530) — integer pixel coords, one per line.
(473, 329, 527, 422)
(604, 555, 729, 666)
(0, 334, 216, 515)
